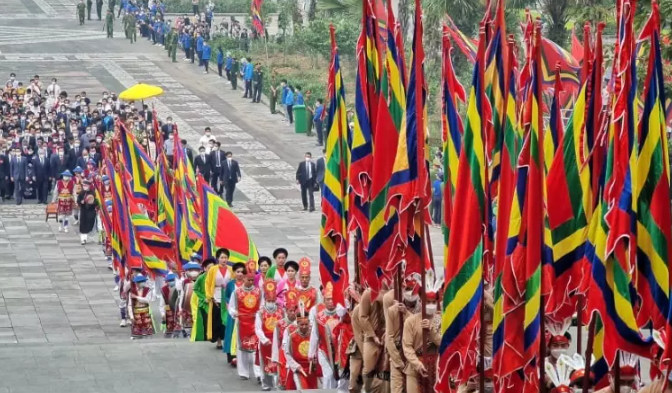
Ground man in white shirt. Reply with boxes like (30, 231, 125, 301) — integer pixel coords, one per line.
(46, 78, 61, 98)
(199, 127, 216, 153)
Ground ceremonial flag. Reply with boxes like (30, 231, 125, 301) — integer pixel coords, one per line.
(152, 108, 163, 157)
(571, 26, 584, 64)
(348, 0, 382, 240)
(492, 38, 524, 381)
(198, 176, 258, 263)
(320, 26, 350, 306)
(156, 153, 175, 235)
(251, 0, 264, 36)
(366, 0, 405, 292)
(437, 26, 487, 389)
(118, 122, 155, 202)
(445, 16, 477, 63)
(635, 1, 671, 331)
(586, 0, 653, 366)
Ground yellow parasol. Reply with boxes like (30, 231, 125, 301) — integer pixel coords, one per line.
(118, 83, 164, 101)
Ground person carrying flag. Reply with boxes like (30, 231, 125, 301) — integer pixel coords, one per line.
(159, 273, 180, 338)
(255, 280, 283, 391)
(227, 260, 262, 381)
(128, 274, 156, 339)
(177, 262, 201, 339)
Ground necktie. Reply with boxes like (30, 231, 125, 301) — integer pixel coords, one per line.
(228, 161, 232, 178)
(40, 157, 43, 165)
(307, 162, 311, 179)
(217, 153, 220, 167)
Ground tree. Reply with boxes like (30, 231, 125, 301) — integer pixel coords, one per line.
(541, 0, 570, 46)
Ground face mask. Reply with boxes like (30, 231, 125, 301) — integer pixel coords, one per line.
(403, 290, 419, 302)
(550, 348, 566, 359)
(137, 283, 146, 289)
(96, 138, 102, 143)
(484, 383, 494, 393)
(619, 387, 632, 393)
(58, 152, 64, 157)
(168, 281, 176, 288)
(426, 304, 437, 315)
(305, 157, 310, 161)
(187, 271, 199, 279)
(227, 157, 232, 161)
(63, 176, 70, 181)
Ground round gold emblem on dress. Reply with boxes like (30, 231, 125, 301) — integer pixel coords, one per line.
(298, 340, 310, 357)
(243, 294, 258, 308)
(264, 316, 278, 331)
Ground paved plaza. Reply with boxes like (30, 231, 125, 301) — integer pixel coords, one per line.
(0, 3, 445, 392)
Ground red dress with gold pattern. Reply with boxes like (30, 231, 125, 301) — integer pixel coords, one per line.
(277, 321, 297, 391)
(130, 286, 155, 337)
(296, 286, 317, 312)
(314, 304, 340, 362)
(161, 285, 181, 335)
(258, 306, 283, 374)
(236, 286, 261, 352)
(55, 180, 75, 215)
(288, 327, 318, 389)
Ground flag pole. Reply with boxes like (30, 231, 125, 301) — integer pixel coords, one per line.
(614, 351, 621, 393)
(576, 295, 583, 354)
(582, 316, 596, 393)
(423, 223, 436, 271)
(479, 274, 485, 393)
(420, 204, 428, 371)
(353, 231, 361, 286)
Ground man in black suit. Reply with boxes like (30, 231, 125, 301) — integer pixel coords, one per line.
(50, 145, 69, 182)
(67, 139, 82, 170)
(0, 149, 9, 201)
(76, 148, 93, 170)
(210, 142, 226, 195)
(32, 149, 51, 204)
(296, 152, 317, 212)
(194, 146, 211, 183)
(181, 139, 194, 162)
(222, 151, 241, 207)
(10, 147, 28, 205)
(316, 148, 326, 198)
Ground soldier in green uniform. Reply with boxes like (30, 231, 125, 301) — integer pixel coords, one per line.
(108, 0, 116, 12)
(165, 26, 173, 56)
(76, 0, 86, 25)
(169, 27, 178, 62)
(86, 0, 92, 20)
(126, 12, 137, 43)
(103, 10, 114, 38)
(122, 12, 129, 38)
(96, 0, 103, 20)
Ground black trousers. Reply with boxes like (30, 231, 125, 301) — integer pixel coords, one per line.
(300, 183, 315, 210)
(287, 105, 294, 124)
(224, 179, 236, 205)
(253, 83, 262, 102)
(225, 69, 231, 80)
(36, 179, 49, 204)
(315, 119, 324, 145)
(231, 76, 237, 90)
(209, 302, 225, 342)
(203, 59, 209, 72)
(217, 63, 223, 77)
(244, 80, 252, 98)
(192, 4, 199, 15)
(211, 169, 223, 194)
(190, 47, 195, 63)
(432, 197, 442, 224)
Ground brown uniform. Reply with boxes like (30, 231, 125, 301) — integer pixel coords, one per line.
(360, 288, 389, 392)
(483, 289, 494, 357)
(350, 304, 365, 393)
(384, 291, 414, 393)
(639, 378, 672, 393)
(402, 313, 442, 393)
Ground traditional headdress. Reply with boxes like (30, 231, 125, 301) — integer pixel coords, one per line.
(246, 260, 257, 279)
(73, 166, 83, 173)
(546, 317, 572, 346)
(323, 282, 333, 300)
(166, 273, 177, 281)
(273, 248, 288, 259)
(133, 274, 147, 283)
(404, 272, 422, 300)
(558, 353, 595, 387)
(425, 269, 443, 301)
(298, 257, 311, 276)
(546, 354, 574, 393)
(286, 288, 298, 310)
(264, 280, 277, 302)
(284, 260, 299, 272)
(61, 170, 72, 177)
(615, 351, 639, 378)
(184, 262, 201, 271)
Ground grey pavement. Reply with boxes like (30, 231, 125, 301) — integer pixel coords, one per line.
(0, 3, 445, 392)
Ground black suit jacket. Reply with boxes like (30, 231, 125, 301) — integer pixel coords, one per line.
(50, 154, 69, 179)
(67, 147, 81, 170)
(316, 157, 326, 184)
(223, 159, 241, 183)
(32, 156, 50, 180)
(0, 154, 9, 178)
(210, 150, 226, 173)
(296, 161, 317, 186)
(194, 154, 211, 177)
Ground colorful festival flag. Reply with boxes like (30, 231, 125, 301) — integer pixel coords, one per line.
(320, 25, 350, 306)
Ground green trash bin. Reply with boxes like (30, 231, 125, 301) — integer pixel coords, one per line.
(293, 105, 307, 134)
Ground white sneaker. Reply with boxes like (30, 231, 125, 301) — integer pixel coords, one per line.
(113, 285, 119, 291)
(119, 319, 127, 327)
(203, 71, 208, 74)
(64, 227, 69, 233)
(58, 226, 63, 232)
